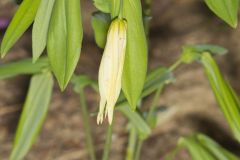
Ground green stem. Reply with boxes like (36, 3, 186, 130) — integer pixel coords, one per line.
(102, 124, 113, 160)
(134, 140, 143, 160)
(146, 86, 163, 123)
(126, 126, 137, 160)
(118, 0, 124, 19)
(79, 89, 96, 160)
(169, 58, 182, 72)
(133, 87, 163, 160)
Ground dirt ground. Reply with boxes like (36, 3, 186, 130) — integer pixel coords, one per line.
(1, 0, 240, 160)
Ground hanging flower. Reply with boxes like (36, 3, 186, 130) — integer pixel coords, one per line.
(97, 18, 127, 124)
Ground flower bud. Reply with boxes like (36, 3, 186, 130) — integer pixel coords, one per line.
(97, 18, 127, 124)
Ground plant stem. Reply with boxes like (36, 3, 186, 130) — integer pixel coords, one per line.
(79, 89, 96, 160)
(134, 139, 143, 160)
(102, 124, 113, 160)
(118, 0, 124, 19)
(169, 59, 182, 72)
(146, 86, 163, 123)
(133, 87, 163, 160)
(125, 126, 137, 160)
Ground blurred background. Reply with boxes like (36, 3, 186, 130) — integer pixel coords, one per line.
(1, 0, 240, 159)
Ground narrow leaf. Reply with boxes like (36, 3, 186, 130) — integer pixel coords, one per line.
(204, 0, 239, 28)
(0, 0, 41, 57)
(142, 67, 174, 98)
(121, 0, 148, 110)
(10, 72, 53, 160)
(178, 136, 216, 160)
(0, 57, 49, 79)
(197, 134, 239, 160)
(186, 44, 228, 55)
(91, 12, 111, 48)
(116, 105, 151, 139)
(177, 134, 240, 160)
(201, 53, 240, 142)
(48, 0, 83, 90)
(32, 0, 55, 62)
(181, 44, 228, 64)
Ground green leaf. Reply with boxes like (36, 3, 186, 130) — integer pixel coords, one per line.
(91, 12, 111, 48)
(32, 0, 55, 62)
(47, 0, 83, 91)
(184, 44, 228, 56)
(110, 0, 121, 18)
(181, 44, 228, 64)
(93, 0, 110, 13)
(121, 0, 148, 110)
(0, 0, 41, 57)
(178, 136, 216, 160)
(204, 0, 239, 28)
(116, 105, 151, 139)
(197, 134, 239, 160)
(146, 107, 158, 129)
(116, 67, 174, 139)
(0, 57, 49, 79)
(10, 72, 53, 160)
(117, 66, 174, 106)
(177, 134, 239, 160)
(201, 52, 240, 142)
(142, 67, 174, 97)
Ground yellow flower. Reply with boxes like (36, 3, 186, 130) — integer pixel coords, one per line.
(97, 18, 127, 124)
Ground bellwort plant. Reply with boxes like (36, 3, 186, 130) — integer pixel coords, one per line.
(97, 18, 127, 124)
(0, 0, 240, 159)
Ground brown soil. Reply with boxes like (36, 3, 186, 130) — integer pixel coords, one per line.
(1, 0, 240, 160)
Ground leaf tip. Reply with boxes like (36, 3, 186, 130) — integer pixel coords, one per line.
(231, 21, 238, 28)
(0, 52, 6, 58)
(32, 56, 38, 63)
(59, 82, 68, 92)
(129, 100, 137, 111)
(59, 85, 66, 92)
